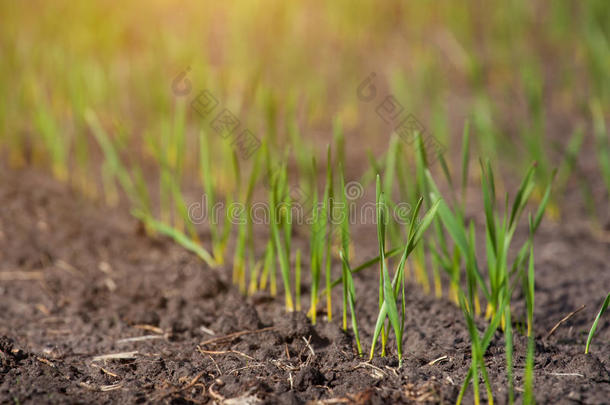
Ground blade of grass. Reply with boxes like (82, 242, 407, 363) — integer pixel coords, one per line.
(295, 248, 302, 311)
(323, 145, 334, 321)
(585, 292, 610, 354)
(270, 162, 294, 312)
(340, 250, 362, 356)
(523, 239, 536, 404)
(339, 166, 350, 331)
(133, 210, 215, 267)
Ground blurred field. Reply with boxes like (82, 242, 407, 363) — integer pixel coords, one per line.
(1, 0, 608, 183)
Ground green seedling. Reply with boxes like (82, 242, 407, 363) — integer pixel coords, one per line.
(585, 292, 610, 354)
(415, 134, 462, 304)
(270, 161, 294, 312)
(239, 153, 262, 295)
(369, 175, 441, 364)
(309, 157, 322, 324)
(199, 131, 232, 265)
(428, 157, 553, 403)
(333, 118, 345, 171)
(295, 249, 302, 312)
(339, 166, 350, 331)
(34, 100, 68, 183)
(259, 240, 277, 296)
(523, 238, 536, 404)
(322, 146, 334, 321)
(339, 250, 362, 356)
(133, 210, 215, 268)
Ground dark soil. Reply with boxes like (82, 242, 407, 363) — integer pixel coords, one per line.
(1, 167, 609, 404)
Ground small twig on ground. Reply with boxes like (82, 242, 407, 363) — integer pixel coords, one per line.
(206, 354, 222, 376)
(547, 372, 584, 377)
(100, 382, 123, 392)
(385, 365, 399, 377)
(428, 355, 448, 366)
(36, 356, 56, 368)
(154, 371, 206, 401)
(36, 356, 71, 381)
(302, 336, 315, 357)
(91, 364, 121, 379)
(78, 382, 97, 391)
(92, 351, 138, 362)
(200, 325, 216, 336)
(226, 364, 265, 376)
(133, 324, 165, 334)
(270, 359, 300, 372)
(200, 327, 275, 346)
(352, 362, 386, 379)
(116, 335, 165, 344)
(197, 346, 254, 361)
(545, 305, 586, 339)
(317, 398, 350, 404)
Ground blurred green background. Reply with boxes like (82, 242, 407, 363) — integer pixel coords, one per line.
(0, 0, 608, 210)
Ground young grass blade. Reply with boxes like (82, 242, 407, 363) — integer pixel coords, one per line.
(339, 166, 351, 330)
(508, 163, 536, 231)
(325, 246, 403, 292)
(405, 198, 441, 256)
(504, 305, 514, 404)
(133, 210, 215, 267)
(340, 250, 363, 356)
(509, 170, 556, 279)
(426, 170, 491, 302)
(461, 120, 471, 211)
(233, 212, 248, 293)
(457, 294, 507, 405)
(259, 240, 276, 295)
(523, 242, 536, 404)
(372, 175, 388, 358)
(480, 159, 498, 256)
(244, 154, 262, 295)
(270, 163, 294, 312)
(295, 248, 302, 311)
(458, 291, 496, 405)
(35, 103, 68, 182)
(309, 156, 322, 324)
(585, 292, 610, 354)
(198, 131, 224, 264)
(333, 118, 345, 169)
(323, 145, 334, 321)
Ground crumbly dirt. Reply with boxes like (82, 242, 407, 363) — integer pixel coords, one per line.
(0, 167, 609, 404)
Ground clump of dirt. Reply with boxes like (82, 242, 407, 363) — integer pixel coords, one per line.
(0, 167, 609, 404)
